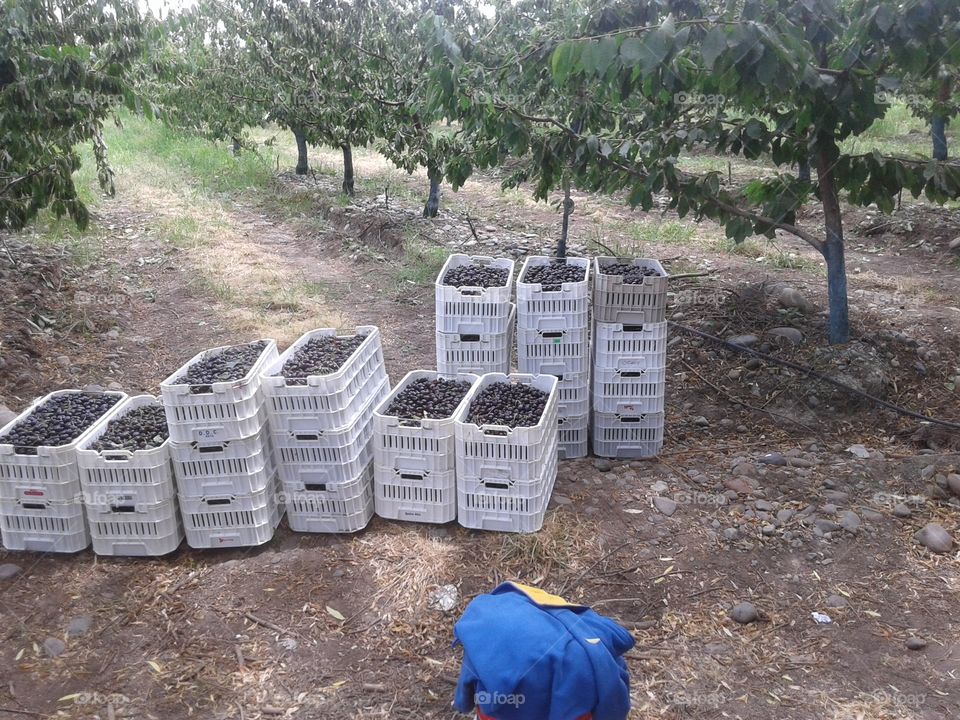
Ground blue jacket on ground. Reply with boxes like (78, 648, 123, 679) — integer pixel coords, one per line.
(453, 582, 634, 720)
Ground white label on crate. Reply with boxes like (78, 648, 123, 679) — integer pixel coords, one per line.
(195, 427, 223, 442)
(619, 357, 648, 369)
(620, 404, 639, 413)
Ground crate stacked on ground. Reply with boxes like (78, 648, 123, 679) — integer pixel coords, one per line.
(161, 339, 282, 548)
(516, 256, 591, 459)
(76, 395, 182, 556)
(454, 373, 559, 533)
(262, 327, 389, 534)
(0, 390, 125, 552)
(436, 254, 516, 376)
(373, 371, 479, 524)
(591, 257, 669, 458)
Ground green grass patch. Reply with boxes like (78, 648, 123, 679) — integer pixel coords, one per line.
(102, 114, 274, 195)
(719, 237, 818, 271)
(627, 220, 696, 246)
(395, 237, 448, 287)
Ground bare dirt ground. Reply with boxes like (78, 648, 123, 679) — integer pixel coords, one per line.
(1, 137, 959, 720)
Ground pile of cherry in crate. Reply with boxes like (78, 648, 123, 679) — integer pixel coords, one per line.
(425, 253, 667, 532)
(0, 252, 667, 555)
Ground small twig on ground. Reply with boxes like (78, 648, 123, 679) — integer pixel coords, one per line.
(244, 612, 301, 639)
(465, 215, 479, 241)
(0, 708, 43, 717)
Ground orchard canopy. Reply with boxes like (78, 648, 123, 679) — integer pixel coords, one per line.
(2, 0, 959, 343)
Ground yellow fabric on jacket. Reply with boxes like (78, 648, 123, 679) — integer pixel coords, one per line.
(504, 581, 584, 609)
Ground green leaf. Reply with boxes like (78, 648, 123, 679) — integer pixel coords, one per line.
(551, 41, 576, 84)
(701, 26, 726, 69)
(620, 37, 644, 66)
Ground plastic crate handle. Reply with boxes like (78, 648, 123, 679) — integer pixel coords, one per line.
(196, 441, 230, 454)
(480, 424, 513, 436)
(101, 449, 135, 461)
(205, 497, 236, 506)
(22, 502, 47, 510)
(304, 482, 328, 492)
(399, 471, 426, 482)
(110, 504, 136, 514)
(619, 415, 648, 423)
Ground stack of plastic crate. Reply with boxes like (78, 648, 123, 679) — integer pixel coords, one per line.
(0, 390, 125, 553)
(515, 256, 591, 459)
(262, 327, 389, 533)
(436, 254, 516, 376)
(161, 340, 282, 549)
(454, 373, 558, 533)
(76, 395, 183, 556)
(591, 257, 669, 458)
(372, 370, 479, 524)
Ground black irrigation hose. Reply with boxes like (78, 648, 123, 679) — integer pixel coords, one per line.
(668, 321, 960, 432)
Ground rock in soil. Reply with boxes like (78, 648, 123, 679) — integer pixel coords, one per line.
(906, 636, 928, 651)
(825, 595, 848, 608)
(67, 616, 92, 636)
(767, 327, 803, 346)
(728, 334, 759, 347)
(893, 503, 912, 518)
(594, 459, 612, 472)
(914, 523, 953, 554)
(0, 563, 22, 579)
(653, 496, 678, 516)
(839, 511, 861, 533)
(729, 602, 759, 624)
(947, 474, 960, 498)
(758, 452, 787, 466)
(43, 637, 66, 658)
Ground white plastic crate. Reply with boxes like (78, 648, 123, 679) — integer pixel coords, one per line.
(593, 321, 668, 368)
(171, 428, 275, 497)
(517, 256, 590, 301)
(0, 497, 89, 552)
(437, 305, 515, 373)
(592, 364, 666, 413)
(160, 340, 278, 443)
(180, 474, 283, 548)
(558, 413, 588, 459)
(435, 255, 515, 332)
(276, 435, 373, 488)
(91, 527, 182, 557)
(86, 498, 184, 556)
(261, 326, 388, 431)
(454, 373, 559, 482)
(517, 324, 589, 358)
(457, 453, 557, 534)
(374, 465, 456, 523)
(0, 390, 127, 493)
(593, 257, 668, 324)
(591, 411, 664, 458)
(372, 370, 478, 475)
(284, 464, 374, 534)
(76, 395, 176, 506)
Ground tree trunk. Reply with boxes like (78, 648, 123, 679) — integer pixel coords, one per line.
(423, 171, 441, 218)
(232, 137, 241, 156)
(294, 129, 309, 174)
(558, 172, 573, 259)
(341, 143, 355, 196)
(932, 117, 948, 160)
(932, 77, 951, 161)
(815, 148, 850, 345)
